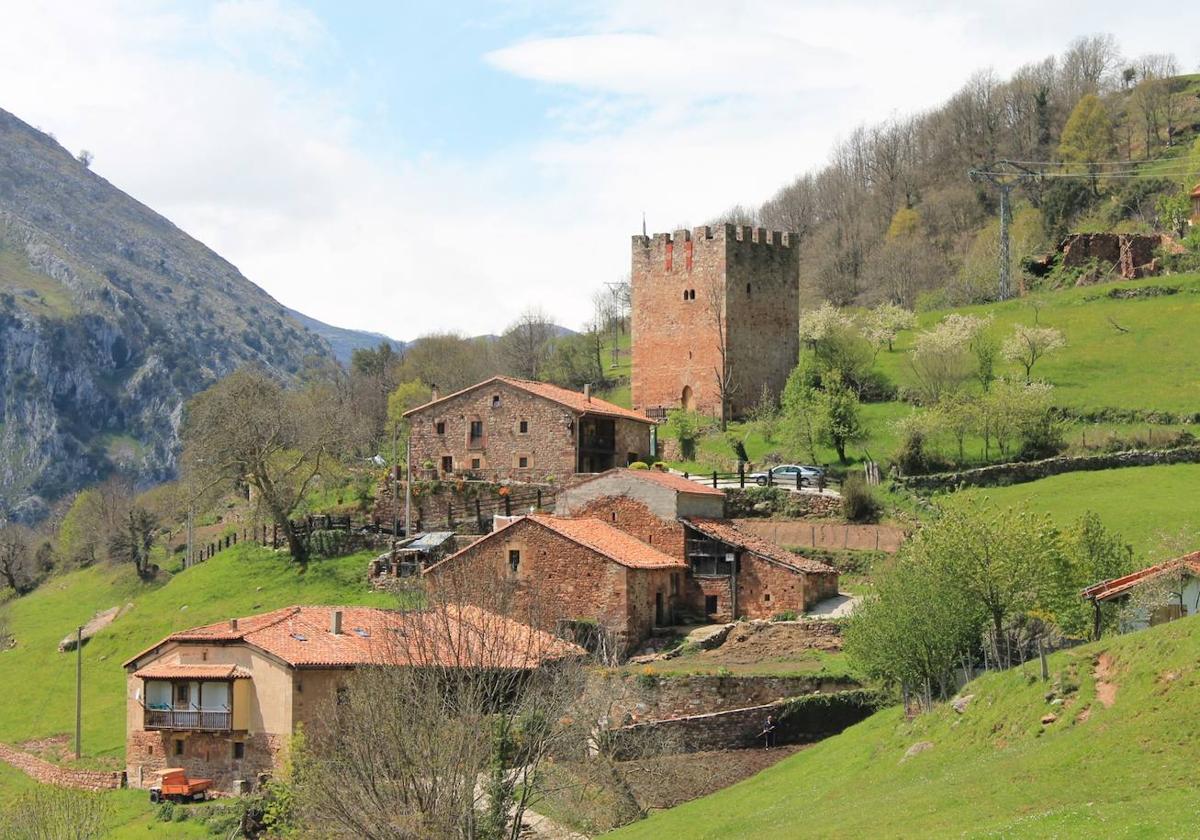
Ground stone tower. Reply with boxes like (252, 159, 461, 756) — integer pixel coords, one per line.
(630, 224, 799, 420)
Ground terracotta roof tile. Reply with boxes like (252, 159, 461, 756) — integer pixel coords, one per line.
(527, 514, 687, 569)
(133, 663, 252, 680)
(403, 376, 652, 424)
(1082, 552, 1200, 601)
(125, 605, 582, 671)
(684, 517, 838, 575)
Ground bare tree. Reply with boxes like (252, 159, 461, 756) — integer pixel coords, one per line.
(292, 568, 590, 840)
(701, 274, 736, 429)
(182, 367, 346, 562)
(0, 524, 33, 594)
(107, 507, 158, 579)
(499, 309, 558, 380)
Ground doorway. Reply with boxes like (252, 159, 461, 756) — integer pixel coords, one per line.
(704, 594, 718, 617)
(655, 592, 664, 626)
(681, 385, 695, 411)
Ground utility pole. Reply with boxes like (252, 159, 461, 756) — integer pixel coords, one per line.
(969, 160, 1038, 301)
(391, 424, 400, 546)
(186, 505, 193, 569)
(74, 625, 82, 760)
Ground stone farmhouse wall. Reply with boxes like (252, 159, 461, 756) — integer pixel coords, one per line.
(631, 224, 798, 419)
(0, 742, 125, 791)
(897, 446, 1200, 493)
(126, 730, 282, 793)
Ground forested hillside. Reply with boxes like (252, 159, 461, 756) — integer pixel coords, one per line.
(733, 36, 1200, 308)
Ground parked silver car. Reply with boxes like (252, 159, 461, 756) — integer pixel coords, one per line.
(749, 464, 824, 486)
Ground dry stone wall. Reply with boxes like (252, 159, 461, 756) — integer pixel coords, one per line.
(0, 742, 125, 791)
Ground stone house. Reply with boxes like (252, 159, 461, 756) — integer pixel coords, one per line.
(423, 513, 688, 656)
(558, 469, 837, 623)
(122, 604, 580, 793)
(630, 224, 799, 420)
(432, 469, 837, 653)
(404, 376, 653, 483)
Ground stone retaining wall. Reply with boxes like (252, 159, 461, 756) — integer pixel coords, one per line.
(734, 519, 905, 553)
(0, 743, 125, 791)
(724, 489, 841, 519)
(607, 690, 877, 758)
(897, 446, 1200, 493)
(598, 671, 860, 724)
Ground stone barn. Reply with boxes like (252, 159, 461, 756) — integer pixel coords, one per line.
(630, 224, 799, 420)
(404, 376, 653, 483)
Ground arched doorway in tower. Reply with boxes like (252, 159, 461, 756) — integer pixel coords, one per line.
(681, 385, 695, 411)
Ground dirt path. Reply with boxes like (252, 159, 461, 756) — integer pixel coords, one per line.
(1094, 652, 1118, 708)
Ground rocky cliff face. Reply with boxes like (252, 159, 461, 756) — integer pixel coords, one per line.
(0, 108, 332, 522)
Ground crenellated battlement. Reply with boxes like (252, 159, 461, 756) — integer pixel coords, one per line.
(632, 223, 794, 249)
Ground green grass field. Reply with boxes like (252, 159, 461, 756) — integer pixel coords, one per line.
(608, 612, 1200, 839)
(949, 462, 1200, 562)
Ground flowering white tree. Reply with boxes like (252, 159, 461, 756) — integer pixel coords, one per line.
(798, 303, 855, 348)
(861, 302, 917, 355)
(1002, 325, 1066, 383)
(908, 314, 991, 403)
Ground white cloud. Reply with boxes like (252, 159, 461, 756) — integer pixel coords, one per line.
(0, 1, 1196, 340)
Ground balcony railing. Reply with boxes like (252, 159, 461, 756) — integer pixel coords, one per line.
(144, 708, 231, 732)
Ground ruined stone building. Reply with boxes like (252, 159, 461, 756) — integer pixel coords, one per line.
(425, 468, 837, 654)
(403, 376, 653, 483)
(630, 224, 799, 420)
(123, 605, 579, 792)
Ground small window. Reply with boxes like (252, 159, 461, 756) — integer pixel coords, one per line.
(508, 549, 521, 573)
(233, 742, 245, 760)
(492, 395, 502, 408)
(518, 419, 529, 434)
(518, 456, 529, 469)
(611, 512, 617, 522)
(435, 421, 445, 435)
(441, 455, 453, 473)
(764, 593, 771, 602)
(682, 289, 688, 301)
(174, 739, 184, 757)
(746, 282, 752, 294)
(471, 457, 481, 469)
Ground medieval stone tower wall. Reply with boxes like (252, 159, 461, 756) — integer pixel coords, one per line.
(630, 224, 799, 420)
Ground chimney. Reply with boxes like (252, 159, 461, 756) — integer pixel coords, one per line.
(430, 384, 439, 401)
(584, 383, 592, 402)
(229, 618, 239, 632)
(330, 610, 342, 636)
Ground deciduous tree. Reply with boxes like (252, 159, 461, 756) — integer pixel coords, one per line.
(1002, 324, 1065, 383)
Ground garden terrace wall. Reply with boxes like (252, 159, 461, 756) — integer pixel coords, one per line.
(0, 743, 125, 791)
(607, 690, 878, 758)
(734, 519, 906, 553)
(724, 489, 841, 519)
(896, 446, 1200, 493)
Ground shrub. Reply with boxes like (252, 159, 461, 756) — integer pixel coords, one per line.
(628, 461, 649, 470)
(771, 610, 799, 622)
(841, 474, 880, 523)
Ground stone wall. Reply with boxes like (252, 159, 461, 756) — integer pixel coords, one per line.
(725, 488, 841, 519)
(0, 742, 125, 791)
(897, 445, 1200, 493)
(1059, 232, 1170, 280)
(599, 672, 861, 724)
(631, 225, 798, 419)
(734, 519, 906, 553)
(607, 690, 877, 758)
(374, 478, 554, 535)
(125, 730, 283, 793)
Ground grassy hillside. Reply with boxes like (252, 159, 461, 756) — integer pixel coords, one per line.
(609, 613, 1200, 839)
(0, 546, 398, 768)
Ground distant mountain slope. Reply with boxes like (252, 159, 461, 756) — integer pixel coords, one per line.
(0, 107, 333, 521)
(286, 307, 405, 365)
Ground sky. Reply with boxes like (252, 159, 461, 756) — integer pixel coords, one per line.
(0, 2, 1197, 340)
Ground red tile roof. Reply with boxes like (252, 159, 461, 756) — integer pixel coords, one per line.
(425, 514, 686, 573)
(571, 467, 725, 497)
(133, 663, 252, 680)
(684, 517, 838, 575)
(1082, 552, 1200, 601)
(403, 376, 652, 424)
(125, 605, 583, 671)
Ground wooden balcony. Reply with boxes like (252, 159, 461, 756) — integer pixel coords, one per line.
(144, 708, 231, 732)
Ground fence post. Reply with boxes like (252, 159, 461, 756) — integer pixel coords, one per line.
(683, 472, 689, 481)
(767, 468, 773, 486)
(504, 494, 511, 517)
(738, 462, 745, 488)
(537, 489, 543, 509)
(272, 524, 278, 549)
(795, 470, 801, 491)
(712, 471, 718, 489)
(476, 498, 483, 532)
(817, 473, 826, 492)
(447, 502, 454, 531)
